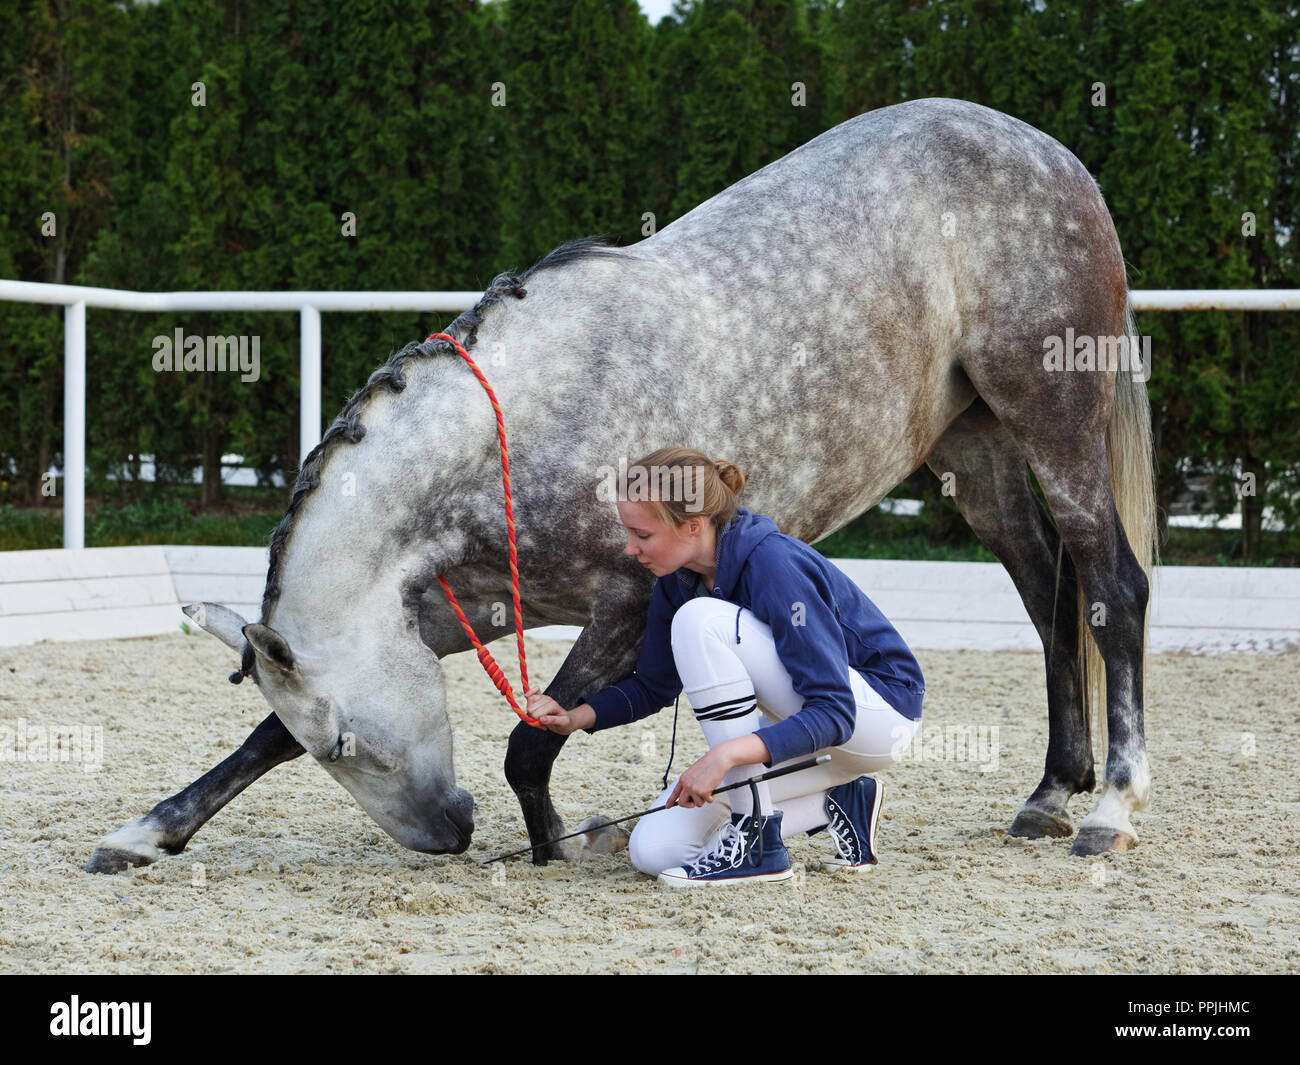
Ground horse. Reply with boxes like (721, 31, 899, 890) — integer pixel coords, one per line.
(86, 96, 1156, 874)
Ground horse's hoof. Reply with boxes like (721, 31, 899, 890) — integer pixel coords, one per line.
(563, 815, 629, 860)
(87, 821, 166, 873)
(84, 847, 153, 874)
(1008, 806, 1073, 839)
(1070, 826, 1137, 856)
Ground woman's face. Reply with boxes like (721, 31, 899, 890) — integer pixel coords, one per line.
(616, 500, 705, 577)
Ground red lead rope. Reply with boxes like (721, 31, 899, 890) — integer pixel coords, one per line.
(426, 331, 542, 729)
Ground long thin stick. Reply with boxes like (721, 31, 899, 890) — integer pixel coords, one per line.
(482, 754, 831, 864)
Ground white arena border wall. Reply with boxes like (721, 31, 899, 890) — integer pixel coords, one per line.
(2, 546, 1295, 654)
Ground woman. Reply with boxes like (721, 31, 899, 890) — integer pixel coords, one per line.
(525, 447, 925, 886)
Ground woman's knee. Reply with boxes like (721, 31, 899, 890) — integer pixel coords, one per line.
(628, 822, 684, 876)
(669, 596, 731, 650)
(627, 826, 674, 876)
(628, 810, 722, 875)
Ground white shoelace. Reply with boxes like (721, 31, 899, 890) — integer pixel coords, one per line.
(685, 819, 750, 875)
(827, 800, 859, 861)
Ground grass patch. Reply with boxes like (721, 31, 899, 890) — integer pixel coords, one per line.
(1159, 524, 1300, 567)
(811, 511, 1300, 566)
(0, 501, 282, 550)
(0, 480, 284, 550)
(812, 517, 998, 562)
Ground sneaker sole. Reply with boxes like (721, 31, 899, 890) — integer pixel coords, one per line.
(657, 868, 794, 887)
(821, 858, 878, 872)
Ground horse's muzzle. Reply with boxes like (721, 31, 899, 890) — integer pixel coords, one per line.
(441, 789, 475, 853)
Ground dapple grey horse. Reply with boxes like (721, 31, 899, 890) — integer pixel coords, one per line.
(87, 96, 1156, 873)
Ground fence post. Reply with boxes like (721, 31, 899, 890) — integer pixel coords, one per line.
(63, 300, 86, 549)
(300, 304, 321, 464)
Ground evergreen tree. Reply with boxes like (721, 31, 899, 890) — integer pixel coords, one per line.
(0, 0, 1294, 554)
(498, 0, 654, 265)
(0, 0, 129, 508)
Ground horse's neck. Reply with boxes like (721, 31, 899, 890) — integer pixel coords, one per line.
(266, 357, 497, 649)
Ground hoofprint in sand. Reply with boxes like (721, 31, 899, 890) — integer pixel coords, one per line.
(1, 631, 1296, 974)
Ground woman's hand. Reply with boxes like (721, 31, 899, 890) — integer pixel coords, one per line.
(667, 746, 735, 809)
(666, 734, 774, 809)
(525, 688, 595, 735)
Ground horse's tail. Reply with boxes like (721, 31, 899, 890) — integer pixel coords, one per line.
(1077, 296, 1159, 768)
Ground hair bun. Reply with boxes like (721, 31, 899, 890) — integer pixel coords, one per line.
(712, 458, 747, 496)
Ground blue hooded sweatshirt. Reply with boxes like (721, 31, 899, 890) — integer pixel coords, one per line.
(579, 506, 925, 766)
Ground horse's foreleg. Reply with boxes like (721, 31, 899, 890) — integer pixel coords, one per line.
(503, 601, 646, 863)
(504, 723, 572, 863)
(85, 711, 304, 874)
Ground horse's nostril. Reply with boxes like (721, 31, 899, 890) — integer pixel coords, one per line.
(445, 794, 475, 843)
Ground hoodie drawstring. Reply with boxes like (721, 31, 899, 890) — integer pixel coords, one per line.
(661, 693, 682, 791)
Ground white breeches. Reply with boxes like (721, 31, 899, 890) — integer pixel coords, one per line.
(627, 597, 920, 876)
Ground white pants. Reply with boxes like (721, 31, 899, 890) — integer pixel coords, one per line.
(627, 597, 921, 876)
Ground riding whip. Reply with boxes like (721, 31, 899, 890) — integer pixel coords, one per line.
(482, 753, 831, 864)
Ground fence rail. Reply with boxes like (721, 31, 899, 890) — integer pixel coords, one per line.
(1, 278, 1297, 550)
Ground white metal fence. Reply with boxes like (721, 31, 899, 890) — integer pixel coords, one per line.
(0, 278, 1297, 549)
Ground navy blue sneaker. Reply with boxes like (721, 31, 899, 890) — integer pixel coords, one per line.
(822, 776, 884, 871)
(658, 810, 793, 886)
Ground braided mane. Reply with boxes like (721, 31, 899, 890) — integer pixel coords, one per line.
(234, 236, 631, 680)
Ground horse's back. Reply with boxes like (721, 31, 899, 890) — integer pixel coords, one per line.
(645, 97, 1105, 258)
(632, 96, 1125, 408)
(492, 99, 1126, 546)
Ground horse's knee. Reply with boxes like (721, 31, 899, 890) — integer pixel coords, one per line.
(504, 721, 565, 791)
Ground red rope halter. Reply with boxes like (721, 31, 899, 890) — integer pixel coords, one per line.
(426, 331, 542, 729)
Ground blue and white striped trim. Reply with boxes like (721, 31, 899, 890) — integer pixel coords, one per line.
(691, 692, 758, 722)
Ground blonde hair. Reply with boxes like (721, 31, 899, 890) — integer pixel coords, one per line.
(620, 446, 747, 533)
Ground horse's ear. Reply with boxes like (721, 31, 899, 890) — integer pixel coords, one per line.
(182, 602, 248, 654)
(242, 623, 296, 676)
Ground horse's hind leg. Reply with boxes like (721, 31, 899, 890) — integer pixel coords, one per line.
(926, 399, 1094, 837)
(1023, 456, 1149, 856)
(85, 712, 304, 874)
(965, 354, 1153, 856)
